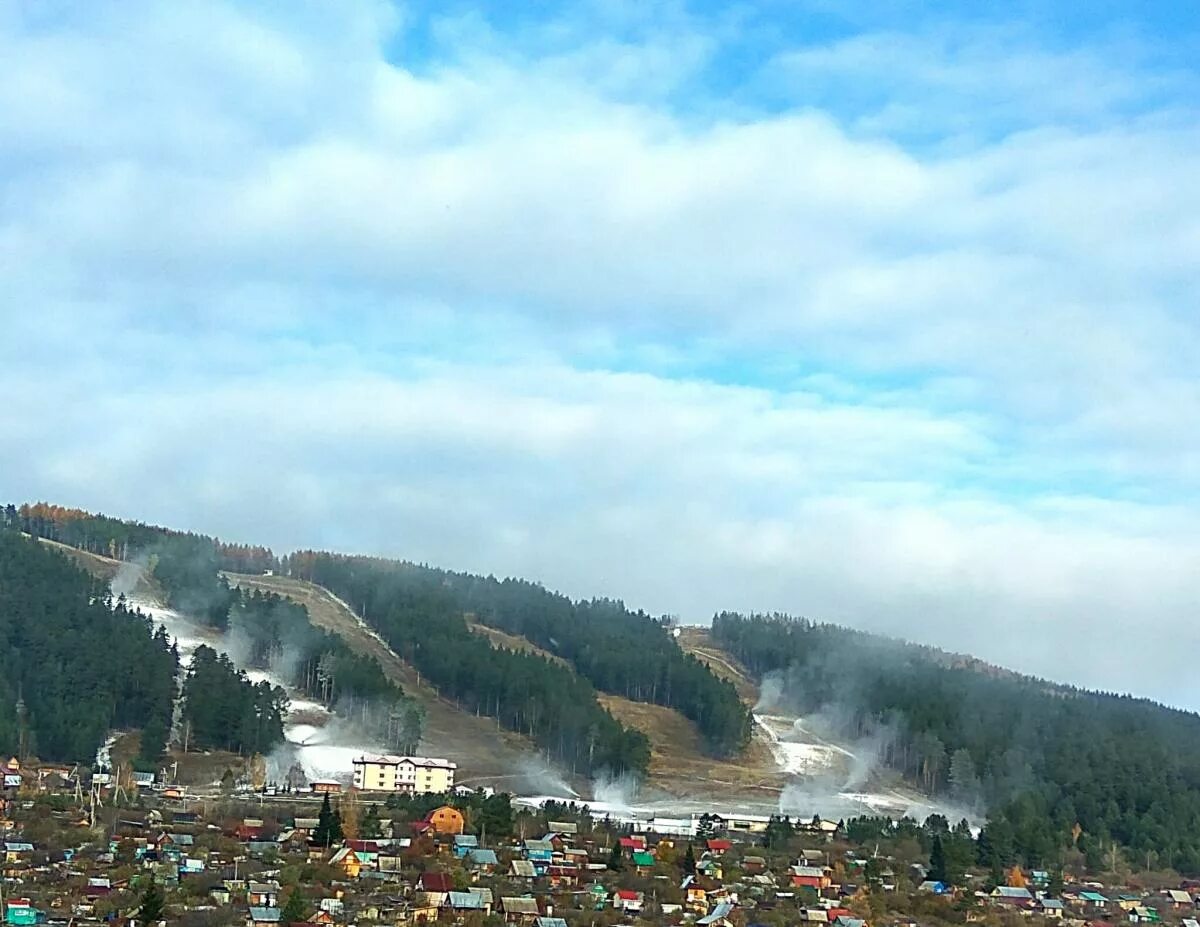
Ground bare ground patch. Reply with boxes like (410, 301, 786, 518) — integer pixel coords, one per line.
(223, 572, 562, 789)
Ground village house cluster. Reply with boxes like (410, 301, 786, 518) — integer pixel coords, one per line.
(3, 755, 1200, 927)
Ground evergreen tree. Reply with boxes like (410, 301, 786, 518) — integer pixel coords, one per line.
(683, 843, 696, 875)
(314, 793, 339, 847)
(136, 879, 165, 927)
(281, 888, 308, 924)
(607, 842, 624, 872)
(361, 804, 382, 838)
(929, 834, 948, 884)
(696, 813, 719, 842)
(763, 815, 794, 850)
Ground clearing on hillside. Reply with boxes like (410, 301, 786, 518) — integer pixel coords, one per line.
(224, 572, 575, 791)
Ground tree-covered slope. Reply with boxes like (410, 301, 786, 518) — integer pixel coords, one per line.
(13, 502, 745, 778)
(287, 555, 751, 757)
(284, 552, 652, 777)
(713, 611, 1200, 873)
(0, 527, 177, 763)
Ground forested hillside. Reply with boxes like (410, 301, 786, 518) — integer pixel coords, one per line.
(287, 559, 750, 757)
(284, 552, 652, 777)
(713, 612, 1200, 873)
(10, 503, 421, 751)
(180, 644, 287, 755)
(0, 527, 177, 764)
(229, 589, 424, 752)
(12, 502, 742, 778)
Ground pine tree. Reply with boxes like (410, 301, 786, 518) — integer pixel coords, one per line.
(314, 793, 338, 847)
(607, 842, 624, 872)
(137, 879, 165, 927)
(281, 888, 308, 924)
(683, 842, 696, 875)
(929, 834, 948, 884)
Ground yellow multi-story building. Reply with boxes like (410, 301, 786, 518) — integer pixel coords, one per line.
(351, 754, 457, 794)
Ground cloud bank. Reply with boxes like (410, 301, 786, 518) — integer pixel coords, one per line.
(2, 2, 1198, 707)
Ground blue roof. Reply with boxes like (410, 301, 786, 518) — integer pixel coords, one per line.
(698, 902, 736, 924)
(249, 908, 281, 923)
(468, 849, 499, 865)
(449, 892, 486, 909)
(455, 835, 479, 847)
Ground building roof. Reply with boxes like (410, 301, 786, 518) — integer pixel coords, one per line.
(502, 897, 542, 916)
(632, 851, 655, 866)
(249, 908, 281, 923)
(468, 849, 499, 866)
(418, 872, 454, 893)
(995, 887, 1035, 900)
(510, 860, 537, 877)
(537, 919, 568, 927)
(455, 835, 480, 847)
(698, 902, 736, 925)
(352, 754, 457, 770)
(448, 892, 486, 909)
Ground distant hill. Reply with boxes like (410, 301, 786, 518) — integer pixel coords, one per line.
(11, 501, 1200, 873)
(6, 502, 746, 786)
(713, 611, 1200, 874)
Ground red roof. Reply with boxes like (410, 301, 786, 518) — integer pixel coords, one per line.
(707, 839, 732, 852)
(418, 872, 454, 893)
(616, 890, 640, 901)
(619, 836, 645, 849)
(827, 908, 853, 920)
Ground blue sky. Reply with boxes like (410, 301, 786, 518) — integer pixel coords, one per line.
(1, 0, 1199, 706)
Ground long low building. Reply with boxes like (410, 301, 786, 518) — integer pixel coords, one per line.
(352, 755, 457, 794)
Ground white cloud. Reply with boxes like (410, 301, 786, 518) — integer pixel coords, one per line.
(2, 2, 1199, 705)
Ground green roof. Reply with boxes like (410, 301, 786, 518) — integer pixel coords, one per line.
(632, 851, 655, 866)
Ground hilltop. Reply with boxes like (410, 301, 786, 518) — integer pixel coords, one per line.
(12, 501, 1200, 872)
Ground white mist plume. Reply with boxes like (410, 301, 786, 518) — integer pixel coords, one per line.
(111, 554, 150, 600)
(590, 772, 643, 816)
(514, 756, 579, 798)
(753, 671, 786, 713)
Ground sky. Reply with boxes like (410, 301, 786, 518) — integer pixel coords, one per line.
(2, 1, 1199, 706)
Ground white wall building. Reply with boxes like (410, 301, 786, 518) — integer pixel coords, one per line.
(352, 755, 457, 794)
